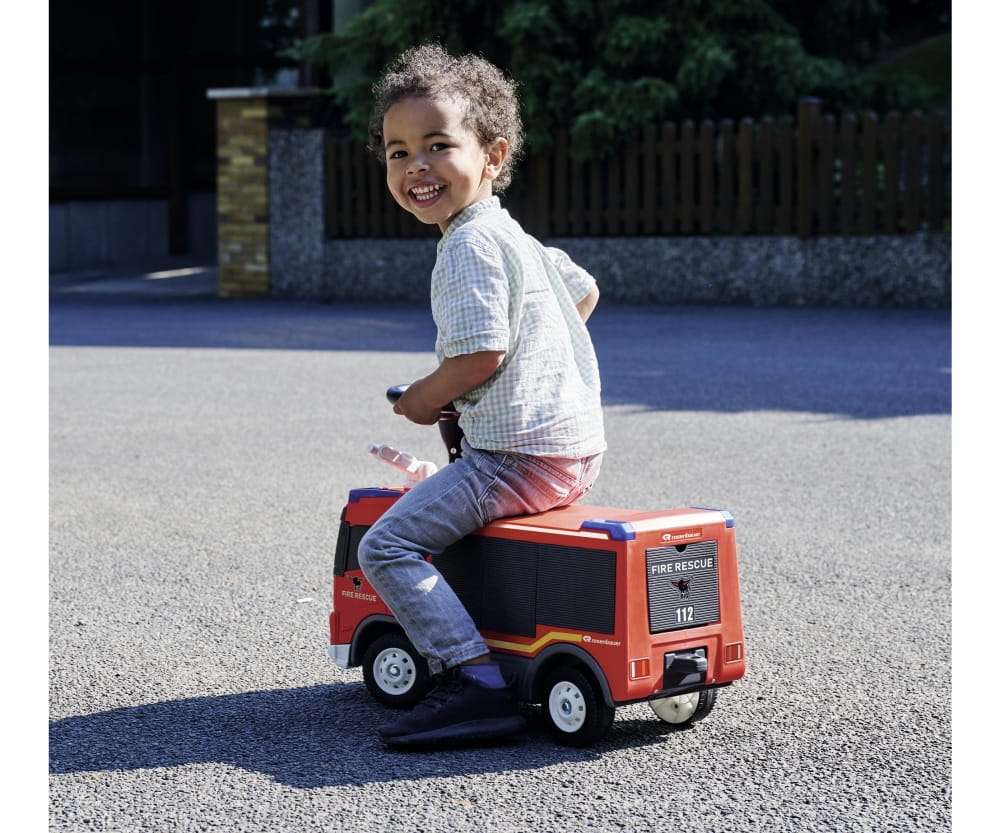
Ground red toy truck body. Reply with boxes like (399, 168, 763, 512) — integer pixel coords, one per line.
(330, 485, 747, 746)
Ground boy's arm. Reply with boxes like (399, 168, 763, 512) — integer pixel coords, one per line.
(576, 285, 599, 322)
(393, 350, 506, 425)
(542, 244, 599, 323)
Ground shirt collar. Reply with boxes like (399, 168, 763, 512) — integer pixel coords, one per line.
(438, 196, 500, 247)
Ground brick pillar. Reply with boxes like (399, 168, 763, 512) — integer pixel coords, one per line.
(207, 88, 322, 298)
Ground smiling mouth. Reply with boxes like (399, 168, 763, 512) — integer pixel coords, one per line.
(410, 183, 445, 202)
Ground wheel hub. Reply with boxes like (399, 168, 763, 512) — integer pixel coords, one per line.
(375, 649, 414, 693)
(548, 681, 585, 732)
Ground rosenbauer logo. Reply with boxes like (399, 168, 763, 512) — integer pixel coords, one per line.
(662, 529, 702, 543)
(582, 635, 622, 647)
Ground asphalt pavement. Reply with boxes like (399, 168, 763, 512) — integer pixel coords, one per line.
(48, 262, 952, 832)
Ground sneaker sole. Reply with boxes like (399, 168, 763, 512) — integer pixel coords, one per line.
(380, 715, 527, 748)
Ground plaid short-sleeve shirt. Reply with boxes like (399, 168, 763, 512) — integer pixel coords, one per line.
(431, 197, 606, 457)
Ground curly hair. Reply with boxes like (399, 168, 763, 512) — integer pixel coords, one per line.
(368, 43, 524, 192)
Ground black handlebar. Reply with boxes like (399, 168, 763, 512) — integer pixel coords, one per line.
(387, 384, 464, 463)
(386, 384, 409, 404)
(386, 384, 458, 417)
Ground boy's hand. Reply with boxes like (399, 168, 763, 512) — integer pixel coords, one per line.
(393, 381, 442, 425)
(393, 351, 506, 425)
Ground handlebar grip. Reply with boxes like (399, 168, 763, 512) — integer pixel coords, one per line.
(386, 384, 457, 415)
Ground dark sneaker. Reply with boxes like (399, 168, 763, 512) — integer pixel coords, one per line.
(378, 668, 526, 748)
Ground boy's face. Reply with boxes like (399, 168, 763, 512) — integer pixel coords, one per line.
(382, 95, 507, 233)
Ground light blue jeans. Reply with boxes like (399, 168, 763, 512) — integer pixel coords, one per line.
(357, 440, 603, 676)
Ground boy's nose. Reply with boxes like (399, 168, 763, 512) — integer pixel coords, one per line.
(407, 154, 430, 174)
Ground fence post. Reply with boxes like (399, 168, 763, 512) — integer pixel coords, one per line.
(680, 121, 695, 234)
(796, 97, 822, 237)
(817, 114, 835, 234)
(623, 132, 639, 235)
(698, 119, 715, 233)
(532, 152, 551, 237)
(777, 116, 795, 234)
(838, 114, 858, 233)
(903, 111, 924, 232)
(207, 86, 322, 298)
(718, 119, 735, 233)
(662, 122, 677, 234)
(737, 118, 754, 234)
(757, 117, 775, 233)
(927, 111, 946, 230)
(553, 130, 570, 236)
(881, 112, 900, 233)
(860, 113, 879, 234)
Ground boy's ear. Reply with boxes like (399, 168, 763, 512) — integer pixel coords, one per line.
(484, 137, 509, 181)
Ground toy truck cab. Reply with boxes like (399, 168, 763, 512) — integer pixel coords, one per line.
(330, 486, 747, 746)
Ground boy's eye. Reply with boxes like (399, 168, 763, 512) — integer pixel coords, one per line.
(386, 141, 449, 161)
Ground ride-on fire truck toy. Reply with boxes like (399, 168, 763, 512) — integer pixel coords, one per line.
(329, 386, 747, 746)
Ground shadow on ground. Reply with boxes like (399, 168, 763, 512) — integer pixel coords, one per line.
(49, 682, 694, 788)
(49, 289, 951, 420)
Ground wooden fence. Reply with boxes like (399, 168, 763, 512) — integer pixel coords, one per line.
(324, 98, 950, 239)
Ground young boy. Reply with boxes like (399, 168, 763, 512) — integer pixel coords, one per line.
(357, 43, 606, 748)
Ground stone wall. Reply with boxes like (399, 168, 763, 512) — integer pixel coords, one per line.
(209, 88, 324, 298)
(546, 233, 951, 308)
(267, 127, 950, 308)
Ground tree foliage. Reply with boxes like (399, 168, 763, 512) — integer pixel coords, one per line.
(286, 0, 949, 159)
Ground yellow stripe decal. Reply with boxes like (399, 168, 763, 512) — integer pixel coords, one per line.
(484, 631, 584, 654)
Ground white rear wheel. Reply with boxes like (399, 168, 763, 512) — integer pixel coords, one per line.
(650, 689, 717, 725)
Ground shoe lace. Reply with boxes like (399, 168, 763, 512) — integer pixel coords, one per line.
(419, 674, 465, 713)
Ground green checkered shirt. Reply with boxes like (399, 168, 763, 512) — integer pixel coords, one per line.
(431, 197, 606, 457)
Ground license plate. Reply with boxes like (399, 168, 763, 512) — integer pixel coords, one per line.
(646, 540, 720, 632)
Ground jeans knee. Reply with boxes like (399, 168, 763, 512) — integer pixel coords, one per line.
(357, 525, 401, 577)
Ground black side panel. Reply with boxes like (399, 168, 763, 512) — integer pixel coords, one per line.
(435, 536, 617, 637)
(537, 545, 616, 634)
(433, 537, 488, 624)
(435, 537, 538, 637)
(333, 521, 370, 576)
(481, 539, 538, 636)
